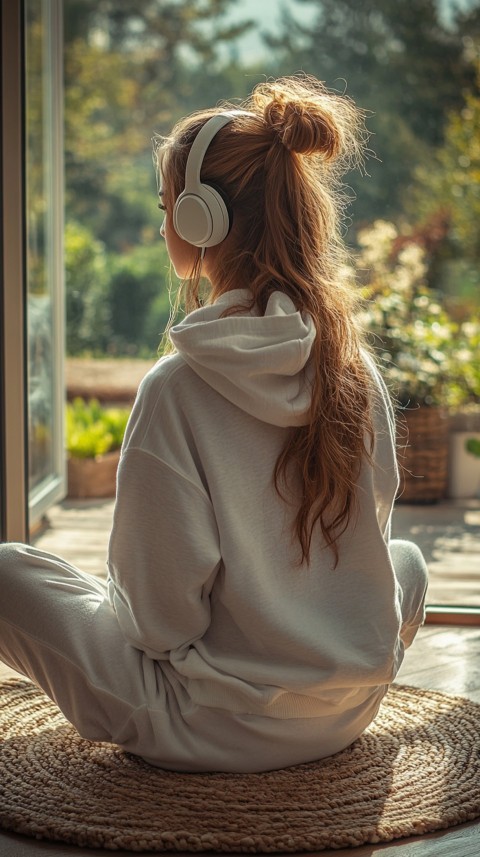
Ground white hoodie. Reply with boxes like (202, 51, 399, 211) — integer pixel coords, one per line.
(107, 289, 403, 721)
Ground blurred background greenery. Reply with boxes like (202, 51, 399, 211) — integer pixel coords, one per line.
(61, 0, 480, 407)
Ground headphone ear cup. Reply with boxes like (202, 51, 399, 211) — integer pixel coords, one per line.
(173, 183, 230, 248)
(206, 182, 233, 236)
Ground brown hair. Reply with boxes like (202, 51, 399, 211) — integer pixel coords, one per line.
(156, 74, 375, 566)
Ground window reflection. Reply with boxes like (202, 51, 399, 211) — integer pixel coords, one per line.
(25, 0, 65, 519)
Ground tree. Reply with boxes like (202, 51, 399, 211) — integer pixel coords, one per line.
(62, 0, 258, 355)
(405, 60, 480, 313)
(409, 62, 480, 260)
(265, 0, 480, 224)
(64, 0, 254, 250)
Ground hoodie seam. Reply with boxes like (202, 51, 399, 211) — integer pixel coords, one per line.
(120, 446, 212, 504)
(134, 356, 190, 448)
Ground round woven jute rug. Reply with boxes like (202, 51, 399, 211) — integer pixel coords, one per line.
(0, 679, 479, 852)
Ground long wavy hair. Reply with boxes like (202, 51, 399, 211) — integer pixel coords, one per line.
(155, 74, 375, 566)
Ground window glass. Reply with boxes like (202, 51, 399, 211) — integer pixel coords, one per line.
(25, 0, 65, 523)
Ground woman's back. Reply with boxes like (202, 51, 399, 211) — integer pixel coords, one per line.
(107, 288, 403, 725)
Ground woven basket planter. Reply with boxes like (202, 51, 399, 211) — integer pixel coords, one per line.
(67, 449, 120, 499)
(396, 406, 449, 503)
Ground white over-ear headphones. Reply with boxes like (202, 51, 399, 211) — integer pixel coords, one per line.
(173, 110, 251, 249)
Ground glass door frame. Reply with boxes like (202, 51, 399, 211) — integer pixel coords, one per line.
(25, 0, 65, 525)
(1, 0, 28, 543)
(1, 0, 65, 542)
(425, 605, 480, 626)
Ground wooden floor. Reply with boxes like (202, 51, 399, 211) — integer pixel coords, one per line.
(1, 499, 479, 855)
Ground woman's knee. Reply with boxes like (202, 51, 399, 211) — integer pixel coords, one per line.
(390, 539, 428, 586)
(0, 542, 37, 620)
(0, 541, 30, 578)
(390, 539, 428, 626)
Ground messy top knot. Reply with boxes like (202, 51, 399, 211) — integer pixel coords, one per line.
(264, 99, 339, 158)
(261, 93, 340, 158)
(251, 75, 363, 164)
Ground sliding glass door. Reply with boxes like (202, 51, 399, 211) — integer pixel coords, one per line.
(24, 0, 65, 525)
(1, 0, 64, 542)
(1, 0, 28, 542)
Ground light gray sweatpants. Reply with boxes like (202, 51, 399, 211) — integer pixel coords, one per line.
(0, 539, 427, 772)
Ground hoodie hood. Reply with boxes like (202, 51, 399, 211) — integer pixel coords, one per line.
(169, 289, 316, 427)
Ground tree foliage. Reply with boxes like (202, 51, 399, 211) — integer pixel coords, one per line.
(65, 221, 111, 354)
(64, 0, 254, 240)
(63, 0, 256, 355)
(409, 62, 480, 260)
(265, 0, 480, 223)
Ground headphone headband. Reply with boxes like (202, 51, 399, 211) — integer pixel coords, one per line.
(173, 110, 254, 249)
(184, 112, 245, 190)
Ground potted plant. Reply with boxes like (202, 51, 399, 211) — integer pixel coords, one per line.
(446, 320, 480, 498)
(357, 220, 457, 502)
(448, 414, 480, 500)
(66, 397, 130, 499)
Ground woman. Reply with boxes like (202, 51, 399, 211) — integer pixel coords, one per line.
(0, 75, 427, 772)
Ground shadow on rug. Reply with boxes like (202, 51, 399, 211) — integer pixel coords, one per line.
(0, 679, 479, 852)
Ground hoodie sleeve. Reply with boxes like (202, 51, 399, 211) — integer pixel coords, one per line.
(368, 358, 399, 544)
(107, 446, 222, 659)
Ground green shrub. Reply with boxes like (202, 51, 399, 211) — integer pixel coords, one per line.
(65, 221, 111, 355)
(466, 438, 480, 459)
(66, 397, 130, 458)
(65, 221, 177, 357)
(107, 242, 174, 355)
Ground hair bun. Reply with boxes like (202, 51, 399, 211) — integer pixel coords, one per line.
(252, 77, 354, 161)
(267, 98, 340, 158)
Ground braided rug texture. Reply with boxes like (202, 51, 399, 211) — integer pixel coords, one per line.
(0, 679, 479, 852)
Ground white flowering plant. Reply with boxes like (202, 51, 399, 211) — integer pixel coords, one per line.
(357, 220, 479, 408)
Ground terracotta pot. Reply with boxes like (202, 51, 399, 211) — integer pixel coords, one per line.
(396, 406, 449, 503)
(67, 449, 120, 499)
